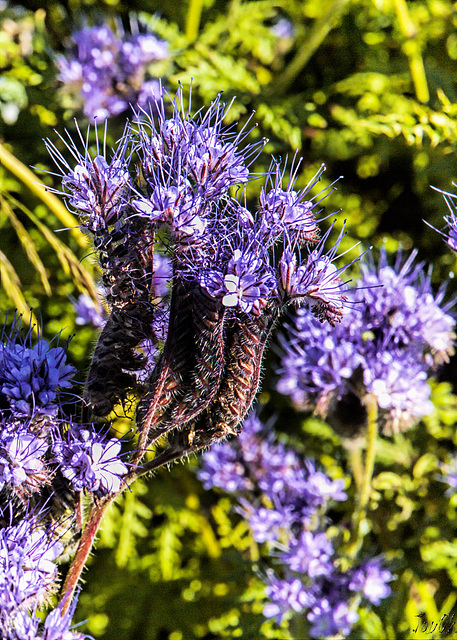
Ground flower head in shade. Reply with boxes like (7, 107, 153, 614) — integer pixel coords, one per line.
(53, 426, 128, 495)
(0, 323, 75, 418)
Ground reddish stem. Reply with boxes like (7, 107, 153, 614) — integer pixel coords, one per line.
(59, 496, 112, 614)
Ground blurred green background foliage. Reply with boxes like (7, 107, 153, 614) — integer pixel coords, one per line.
(3, 0, 457, 637)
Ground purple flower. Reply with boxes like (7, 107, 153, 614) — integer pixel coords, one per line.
(0, 517, 63, 614)
(61, 154, 131, 230)
(277, 248, 455, 432)
(202, 249, 275, 314)
(57, 23, 167, 122)
(304, 459, 347, 506)
(259, 183, 318, 244)
(0, 428, 49, 492)
(152, 253, 172, 298)
(0, 330, 75, 418)
(263, 575, 313, 622)
(74, 294, 106, 328)
(363, 351, 434, 431)
(197, 443, 251, 493)
(41, 596, 89, 640)
(243, 505, 284, 543)
(281, 530, 334, 577)
(349, 559, 392, 605)
(271, 18, 295, 40)
(308, 598, 359, 638)
(54, 426, 127, 495)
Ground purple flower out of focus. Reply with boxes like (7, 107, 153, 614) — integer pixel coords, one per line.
(349, 559, 393, 605)
(74, 294, 106, 328)
(198, 414, 392, 637)
(57, 22, 167, 122)
(277, 248, 455, 434)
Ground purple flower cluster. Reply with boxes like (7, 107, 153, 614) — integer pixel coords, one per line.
(277, 248, 455, 434)
(44, 87, 355, 445)
(50, 89, 351, 331)
(0, 330, 75, 418)
(198, 414, 392, 637)
(0, 514, 87, 639)
(0, 319, 128, 635)
(0, 319, 127, 499)
(57, 22, 167, 122)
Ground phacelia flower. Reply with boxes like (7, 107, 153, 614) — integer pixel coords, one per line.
(0, 327, 75, 418)
(57, 22, 167, 122)
(277, 248, 455, 434)
(54, 426, 128, 495)
(198, 414, 391, 638)
(0, 428, 49, 493)
(74, 294, 106, 328)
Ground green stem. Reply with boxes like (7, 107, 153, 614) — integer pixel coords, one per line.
(346, 438, 364, 492)
(185, 0, 205, 42)
(274, 0, 350, 95)
(348, 394, 378, 557)
(393, 0, 429, 103)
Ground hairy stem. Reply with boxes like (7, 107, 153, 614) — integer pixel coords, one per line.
(59, 496, 112, 614)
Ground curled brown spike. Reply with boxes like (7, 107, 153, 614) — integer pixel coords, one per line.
(150, 302, 281, 463)
(143, 287, 226, 445)
(135, 277, 195, 450)
(209, 302, 280, 433)
(84, 216, 158, 418)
